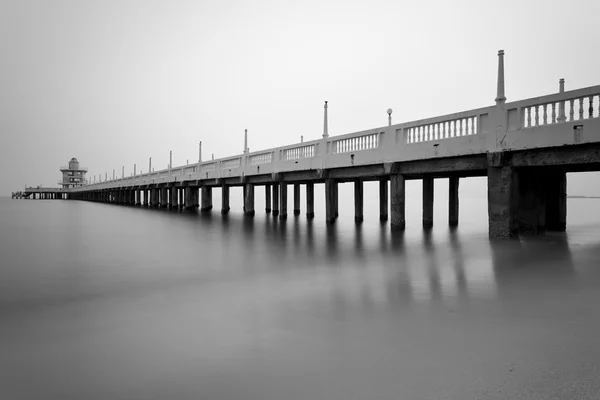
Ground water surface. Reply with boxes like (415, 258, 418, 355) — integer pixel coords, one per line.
(1, 181, 600, 399)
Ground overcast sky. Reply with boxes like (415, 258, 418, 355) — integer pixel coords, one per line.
(1, 0, 599, 195)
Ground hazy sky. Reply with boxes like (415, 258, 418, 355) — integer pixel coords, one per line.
(1, 0, 599, 195)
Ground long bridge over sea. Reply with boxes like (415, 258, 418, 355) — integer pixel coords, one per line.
(17, 51, 600, 238)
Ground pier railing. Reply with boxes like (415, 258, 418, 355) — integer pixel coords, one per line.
(75, 82, 600, 191)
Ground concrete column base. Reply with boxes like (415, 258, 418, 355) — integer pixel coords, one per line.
(279, 182, 287, 220)
(390, 174, 405, 230)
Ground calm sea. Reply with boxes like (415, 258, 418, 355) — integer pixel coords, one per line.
(1, 179, 600, 400)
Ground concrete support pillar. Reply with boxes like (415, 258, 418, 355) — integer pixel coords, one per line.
(306, 182, 315, 219)
(143, 190, 149, 206)
(178, 188, 184, 209)
(201, 186, 213, 212)
(545, 171, 567, 231)
(188, 187, 199, 208)
(325, 179, 338, 223)
(517, 168, 554, 234)
(221, 185, 230, 214)
(449, 176, 459, 226)
(379, 179, 388, 221)
(279, 182, 288, 220)
(151, 188, 159, 207)
(293, 183, 301, 216)
(354, 179, 364, 222)
(244, 183, 255, 216)
(170, 187, 178, 208)
(390, 174, 406, 230)
(487, 166, 519, 239)
(265, 184, 272, 213)
(184, 187, 192, 208)
(160, 188, 168, 208)
(272, 183, 280, 217)
(422, 176, 434, 228)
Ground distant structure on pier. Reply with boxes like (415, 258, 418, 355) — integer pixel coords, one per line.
(59, 158, 88, 189)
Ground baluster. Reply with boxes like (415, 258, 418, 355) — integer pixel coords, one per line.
(543, 104, 547, 125)
(578, 98, 584, 120)
(457, 119, 461, 136)
(569, 99, 575, 121)
(551, 103, 556, 123)
(526, 107, 531, 127)
(435, 124, 439, 140)
(534, 106, 539, 126)
(589, 96, 594, 118)
(441, 122, 445, 138)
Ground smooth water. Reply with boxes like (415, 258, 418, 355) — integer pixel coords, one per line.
(1, 180, 600, 400)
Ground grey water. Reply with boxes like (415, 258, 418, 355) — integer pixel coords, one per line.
(1, 178, 600, 400)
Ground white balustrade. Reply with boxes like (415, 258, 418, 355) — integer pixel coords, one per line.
(201, 162, 217, 171)
(406, 116, 478, 144)
(249, 152, 273, 165)
(521, 92, 599, 128)
(283, 144, 315, 160)
(221, 158, 241, 169)
(332, 133, 378, 154)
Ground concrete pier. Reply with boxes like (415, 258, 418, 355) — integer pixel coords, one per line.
(545, 171, 567, 231)
(325, 179, 338, 224)
(221, 185, 230, 214)
(293, 184, 300, 216)
(354, 179, 363, 223)
(306, 182, 315, 219)
(56, 50, 600, 239)
(272, 183, 279, 217)
(279, 182, 287, 220)
(379, 179, 388, 221)
(487, 164, 518, 239)
(390, 174, 406, 230)
(201, 186, 212, 212)
(422, 177, 434, 228)
(265, 184, 271, 213)
(169, 186, 178, 208)
(160, 188, 168, 208)
(449, 176, 459, 226)
(244, 184, 255, 216)
(151, 188, 159, 207)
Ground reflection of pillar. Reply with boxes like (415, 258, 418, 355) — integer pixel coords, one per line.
(306, 182, 315, 219)
(390, 174, 405, 230)
(201, 186, 213, 212)
(221, 185, 230, 214)
(279, 182, 288, 220)
(265, 184, 271, 213)
(379, 179, 388, 221)
(244, 183, 255, 216)
(293, 184, 300, 216)
(423, 176, 434, 228)
(354, 179, 363, 222)
(325, 179, 338, 223)
(449, 176, 459, 226)
(272, 183, 279, 217)
(487, 165, 519, 239)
